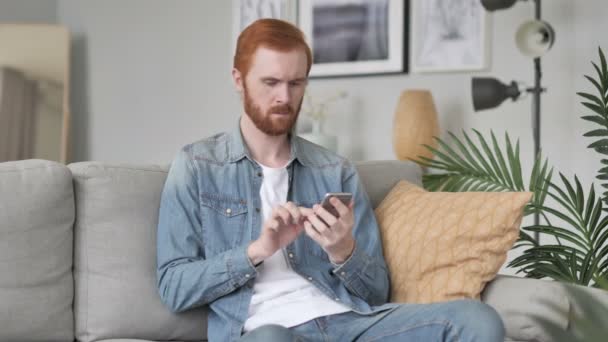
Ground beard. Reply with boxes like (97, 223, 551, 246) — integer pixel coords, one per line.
(243, 85, 302, 136)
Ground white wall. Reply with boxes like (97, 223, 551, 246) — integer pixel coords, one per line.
(55, 0, 591, 177)
(54, 0, 607, 277)
(57, 0, 239, 163)
(0, 0, 56, 23)
(2, 0, 603, 184)
(5, 0, 608, 276)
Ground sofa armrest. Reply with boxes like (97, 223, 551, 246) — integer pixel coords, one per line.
(481, 275, 570, 342)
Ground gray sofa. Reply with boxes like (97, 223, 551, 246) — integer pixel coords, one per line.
(1, 159, 606, 342)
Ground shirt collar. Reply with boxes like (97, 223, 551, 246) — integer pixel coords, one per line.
(226, 117, 311, 167)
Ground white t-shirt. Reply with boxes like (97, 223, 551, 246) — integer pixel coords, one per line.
(243, 162, 351, 332)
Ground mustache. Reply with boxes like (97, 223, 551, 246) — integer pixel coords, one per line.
(268, 104, 293, 114)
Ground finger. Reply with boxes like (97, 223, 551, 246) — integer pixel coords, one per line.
(330, 197, 350, 217)
(265, 218, 280, 232)
(273, 206, 292, 225)
(283, 202, 302, 223)
(299, 206, 314, 217)
(304, 221, 323, 244)
(307, 211, 331, 235)
(313, 204, 338, 227)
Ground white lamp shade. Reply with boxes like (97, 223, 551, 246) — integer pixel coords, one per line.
(515, 20, 555, 58)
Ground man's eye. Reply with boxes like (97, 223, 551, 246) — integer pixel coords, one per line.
(264, 80, 278, 86)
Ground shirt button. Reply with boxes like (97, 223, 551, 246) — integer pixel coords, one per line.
(335, 298, 340, 302)
(307, 277, 313, 281)
(288, 253, 294, 258)
(245, 274, 250, 278)
(225, 208, 232, 215)
(257, 172, 263, 177)
(340, 271, 346, 276)
(255, 207, 260, 213)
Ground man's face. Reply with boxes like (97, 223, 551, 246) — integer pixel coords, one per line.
(237, 46, 308, 136)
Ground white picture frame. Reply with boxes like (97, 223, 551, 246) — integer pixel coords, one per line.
(298, 0, 407, 78)
(411, 0, 491, 73)
(232, 0, 297, 55)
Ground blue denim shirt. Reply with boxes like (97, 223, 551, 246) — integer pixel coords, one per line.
(157, 123, 395, 341)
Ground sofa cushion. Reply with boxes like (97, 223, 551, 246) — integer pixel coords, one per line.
(375, 180, 532, 303)
(0, 159, 74, 342)
(69, 162, 208, 342)
(482, 275, 570, 342)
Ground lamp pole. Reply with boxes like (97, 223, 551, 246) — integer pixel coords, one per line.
(531, 0, 543, 243)
(478, 0, 552, 244)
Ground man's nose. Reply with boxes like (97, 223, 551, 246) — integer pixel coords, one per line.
(274, 83, 291, 104)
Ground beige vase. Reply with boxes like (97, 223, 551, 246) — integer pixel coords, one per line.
(393, 90, 440, 161)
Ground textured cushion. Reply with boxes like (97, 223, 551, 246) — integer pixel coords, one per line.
(69, 162, 208, 342)
(0, 159, 74, 342)
(375, 180, 532, 303)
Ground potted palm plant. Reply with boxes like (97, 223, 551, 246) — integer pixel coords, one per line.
(416, 48, 608, 287)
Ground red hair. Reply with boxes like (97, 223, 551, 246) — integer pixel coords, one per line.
(234, 18, 313, 77)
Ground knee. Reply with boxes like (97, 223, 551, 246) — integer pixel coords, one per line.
(240, 324, 295, 342)
(450, 300, 505, 341)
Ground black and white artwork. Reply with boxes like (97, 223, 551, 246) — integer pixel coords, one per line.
(235, 0, 293, 32)
(299, 0, 407, 77)
(232, 0, 296, 54)
(411, 0, 489, 72)
(312, 0, 388, 63)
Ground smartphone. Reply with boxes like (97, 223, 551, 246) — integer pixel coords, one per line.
(320, 192, 353, 217)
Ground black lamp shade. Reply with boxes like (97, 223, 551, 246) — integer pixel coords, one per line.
(472, 77, 521, 111)
(480, 0, 518, 11)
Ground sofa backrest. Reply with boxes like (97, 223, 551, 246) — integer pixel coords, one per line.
(0, 160, 75, 342)
(68, 159, 421, 342)
(0, 158, 421, 342)
(68, 162, 208, 342)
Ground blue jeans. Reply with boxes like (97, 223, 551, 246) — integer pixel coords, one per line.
(238, 299, 505, 341)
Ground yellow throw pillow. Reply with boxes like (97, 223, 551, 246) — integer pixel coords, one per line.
(375, 180, 532, 304)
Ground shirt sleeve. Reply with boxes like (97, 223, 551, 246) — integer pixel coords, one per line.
(330, 161, 391, 306)
(156, 147, 257, 313)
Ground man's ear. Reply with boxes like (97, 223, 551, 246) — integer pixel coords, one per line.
(232, 68, 244, 93)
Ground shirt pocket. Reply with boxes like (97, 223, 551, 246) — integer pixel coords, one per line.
(200, 192, 248, 255)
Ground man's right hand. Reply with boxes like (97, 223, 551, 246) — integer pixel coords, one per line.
(247, 201, 306, 265)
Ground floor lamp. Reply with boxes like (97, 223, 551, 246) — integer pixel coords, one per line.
(471, 0, 555, 243)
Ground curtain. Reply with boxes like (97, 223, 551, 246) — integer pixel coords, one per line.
(0, 67, 37, 162)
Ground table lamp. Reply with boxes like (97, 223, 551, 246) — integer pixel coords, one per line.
(393, 90, 440, 161)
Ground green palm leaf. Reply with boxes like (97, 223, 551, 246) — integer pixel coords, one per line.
(580, 48, 608, 203)
(418, 130, 550, 216)
(412, 46, 608, 287)
(510, 175, 608, 286)
(416, 130, 608, 285)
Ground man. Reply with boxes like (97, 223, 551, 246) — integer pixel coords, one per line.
(157, 19, 505, 341)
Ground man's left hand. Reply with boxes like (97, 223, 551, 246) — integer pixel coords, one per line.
(300, 197, 355, 264)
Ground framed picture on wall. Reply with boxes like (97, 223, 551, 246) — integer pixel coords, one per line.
(411, 0, 490, 72)
(232, 0, 297, 53)
(298, 0, 408, 78)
